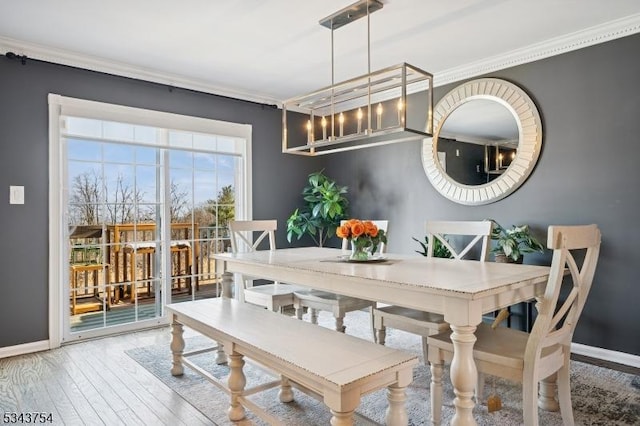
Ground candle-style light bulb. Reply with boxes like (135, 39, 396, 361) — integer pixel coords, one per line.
(397, 99, 404, 125)
(338, 112, 344, 137)
(511, 151, 516, 160)
(498, 153, 504, 169)
(376, 103, 383, 130)
(306, 119, 313, 143)
(321, 116, 327, 140)
(357, 108, 363, 133)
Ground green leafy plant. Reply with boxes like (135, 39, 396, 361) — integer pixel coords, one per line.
(286, 171, 349, 247)
(412, 236, 452, 259)
(488, 219, 545, 262)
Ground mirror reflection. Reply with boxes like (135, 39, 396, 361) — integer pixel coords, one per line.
(437, 100, 519, 186)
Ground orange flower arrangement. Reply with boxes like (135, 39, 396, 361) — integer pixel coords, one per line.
(337, 219, 387, 259)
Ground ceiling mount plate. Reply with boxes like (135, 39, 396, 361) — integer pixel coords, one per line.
(319, 0, 383, 30)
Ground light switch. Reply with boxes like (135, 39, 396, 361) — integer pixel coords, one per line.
(10, 186, 24, 205)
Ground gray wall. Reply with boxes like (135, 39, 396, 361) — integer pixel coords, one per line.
(2, 32, 639, 357)
(325, 33, 640, 356)
(0, 58, 321, 347)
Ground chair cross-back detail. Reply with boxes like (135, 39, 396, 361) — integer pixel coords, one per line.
(228, 220, 301, 313)
(426, 220, 492, 260)
(373, 220, 493, 361)
(427, 224, 601, 426)
(292, 220, 386, 334)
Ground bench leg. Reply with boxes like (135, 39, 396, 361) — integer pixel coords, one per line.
(227, 352, 246, 421)
(377, 326, 387, 346)
(310, 308, 318, 324)
(386, 384, 409, 426)
(329, 410, 355, 426)
(278, 375, 294, 403)
(170, 319, 184, 376)
(335, 315, 346, 333)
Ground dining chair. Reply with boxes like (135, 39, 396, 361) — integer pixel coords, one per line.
(292, 220, 387, 334)
(427, 224, 601, 426)
(228, 220, 302, 313)
(372, 220, 493, 358)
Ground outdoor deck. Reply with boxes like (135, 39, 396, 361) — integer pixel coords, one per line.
(70, 280, 221, 333)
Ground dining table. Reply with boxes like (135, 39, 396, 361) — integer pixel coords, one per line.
(213, 246, 551, 426)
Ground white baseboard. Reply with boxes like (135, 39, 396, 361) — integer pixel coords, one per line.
(0, 340, 50, 359)
(572, 342, 640, 369)
(1, 339, 637, 370)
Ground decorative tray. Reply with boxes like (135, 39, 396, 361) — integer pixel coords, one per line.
(337, 255, 388, 263)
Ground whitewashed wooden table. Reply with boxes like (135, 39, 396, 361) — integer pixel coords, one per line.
(214, 247, 550, 426)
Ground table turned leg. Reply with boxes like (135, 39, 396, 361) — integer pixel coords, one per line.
(329, 410, 354, 426)
(227, 352, 246, 421)
(539, 374, 560, 411)
(170, 318, 184, 376)
(449, 324, 478, 426)
(278, 375, 294, 403)
(385, 384, 409, 426)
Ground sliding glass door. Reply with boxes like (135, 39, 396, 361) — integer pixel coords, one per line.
(51, 96, 251, 343)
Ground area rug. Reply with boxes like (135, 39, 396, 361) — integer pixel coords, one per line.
(126, 310, 639, 425)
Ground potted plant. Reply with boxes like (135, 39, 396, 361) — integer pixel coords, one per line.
(412, 236, 452, 259)
(488, 219, 545, 263)
(286, 171, 349, 247)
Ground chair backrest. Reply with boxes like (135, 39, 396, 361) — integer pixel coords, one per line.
(525, 224, 601, 363)
(340, 220, 389, 254)
(425, 220, 493, 260)
(229, 220, 277, 253)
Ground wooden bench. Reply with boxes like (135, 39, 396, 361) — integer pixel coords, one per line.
(166, 298, 418, 425)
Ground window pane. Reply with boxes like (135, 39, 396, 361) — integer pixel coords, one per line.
(169, 150, 193, 169)
(169, 131, 192, 149)
(134, 125, 158, 144)
(104, 143, 134, 163)
(103, 121, 135, 142)
(193, 133, 216, 151)
(136, 146, 158, 165)
(67, 139, 102, 162)
(66, 117, 101, 138)
(136, 165, 159, 204)
(194, 152, 216, 171)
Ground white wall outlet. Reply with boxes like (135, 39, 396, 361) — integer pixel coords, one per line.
(10, 185, 24, 205)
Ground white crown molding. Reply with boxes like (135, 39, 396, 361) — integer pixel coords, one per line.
(434, 13, 640, 87)
(0, 36, 281, 106)
(572, 342, 640, 369)
(2, 13, 640, 108)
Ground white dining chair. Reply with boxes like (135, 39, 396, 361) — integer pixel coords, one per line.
(372, 220, 493, 358)
(292, 220, 387, 334)
(427, 224, 601, 426)
(229, 220, 302, 313)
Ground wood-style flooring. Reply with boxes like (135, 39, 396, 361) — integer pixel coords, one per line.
(1, 323, 637, 426)
(0, 327, 213, 426)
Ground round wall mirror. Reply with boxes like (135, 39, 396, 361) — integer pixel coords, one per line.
(422, 78, 542, 205)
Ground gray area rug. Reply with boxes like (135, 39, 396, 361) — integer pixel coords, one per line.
(126, 310, 639, 425)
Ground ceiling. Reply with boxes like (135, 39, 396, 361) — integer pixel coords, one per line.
(1, 1, 640, 106)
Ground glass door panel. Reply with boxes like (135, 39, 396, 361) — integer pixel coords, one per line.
(60, 113, 244, 343)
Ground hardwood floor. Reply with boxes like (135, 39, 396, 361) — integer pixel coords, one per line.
(0, 327, 213, 425)
(2, 323, 637, 426)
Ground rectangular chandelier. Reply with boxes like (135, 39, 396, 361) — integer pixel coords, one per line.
(282, 0, 433, 156)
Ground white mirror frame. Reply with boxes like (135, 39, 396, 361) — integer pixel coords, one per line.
(422, 78, 542, 205)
